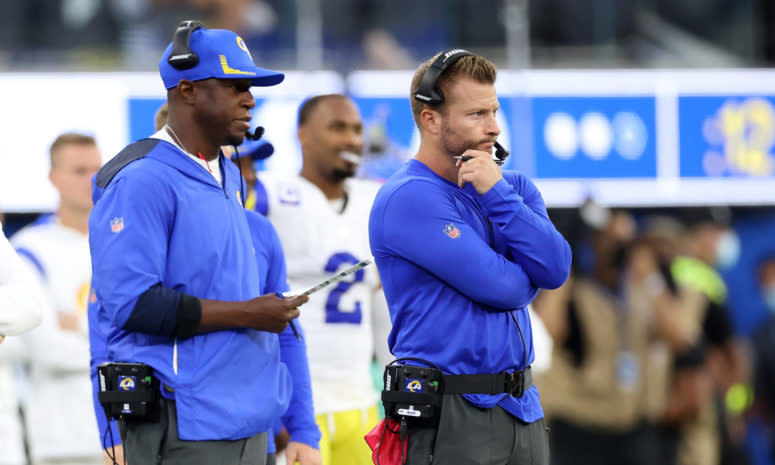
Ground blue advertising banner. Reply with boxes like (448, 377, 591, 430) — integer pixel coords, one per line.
(531, 96, 657, 179)
(679, 96, 775, 178)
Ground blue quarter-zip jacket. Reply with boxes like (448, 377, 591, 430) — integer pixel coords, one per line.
(369, 159, 571, 423)
(88, 139, 291, 441)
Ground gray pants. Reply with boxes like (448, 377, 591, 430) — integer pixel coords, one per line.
(405, 394, 550, 465)
(121, 398, 268, 465)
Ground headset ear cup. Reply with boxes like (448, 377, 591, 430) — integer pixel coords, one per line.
(432, 88, 444, 106)
(412, 49, 472, 106)
(167, 20, 206, 70)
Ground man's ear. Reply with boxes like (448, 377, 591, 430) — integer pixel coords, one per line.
(297, 126, 307, 147)
(420, 108, 441, 135)
(48, 169, 57, 189)
(176, 80, 196, 105)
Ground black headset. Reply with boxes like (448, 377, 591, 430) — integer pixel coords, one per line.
(167, 20, 206, 70)
(413, 49, 510, 164)
(413, 49, 473, 105)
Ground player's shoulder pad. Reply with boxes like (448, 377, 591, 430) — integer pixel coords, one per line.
(95, 139, 162, 189)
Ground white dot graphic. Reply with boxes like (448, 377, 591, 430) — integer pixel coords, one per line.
(579, 112, 613, 160)
(613, 112, 647, 160)
(544, 112, 577, 160)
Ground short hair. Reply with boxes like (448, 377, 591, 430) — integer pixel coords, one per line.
(154, 102, 169, 131)
(297, 94, 348, 128)
(409, 53, 497, 130)
(49, 133, 96, 167)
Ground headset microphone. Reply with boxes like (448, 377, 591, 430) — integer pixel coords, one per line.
(245, 126, 265, 141)
(494, 142, 510, 164)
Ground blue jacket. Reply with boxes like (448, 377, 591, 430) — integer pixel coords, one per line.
(245, 210, 321, 451)
(369, 160, 571, 423)
(88, 139, 291, 441)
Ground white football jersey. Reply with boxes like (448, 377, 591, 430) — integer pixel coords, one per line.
(260, 173, 383, 414)
(11, 220, 101, 461)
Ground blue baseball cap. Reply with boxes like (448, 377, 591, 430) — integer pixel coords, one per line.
(233, 138, 275, 161)
(159, 28, 284, 90)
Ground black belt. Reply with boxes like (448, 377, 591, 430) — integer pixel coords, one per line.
(381, 366, 532, 406)
(445, 366, 532, 397)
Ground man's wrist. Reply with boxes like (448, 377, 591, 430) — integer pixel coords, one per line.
(288, 430, 321, 450)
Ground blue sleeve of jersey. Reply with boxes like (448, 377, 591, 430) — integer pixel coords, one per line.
(379, 180, 537, 310)
(254, 179, 270, 216)
(263, 225, 291, 295)
(278, 322, 321, 449)
(479, 174, 571, 290)
(266, 427, 276, 454)
(273, 417, 284, 438)
(89, 173, 173, 331)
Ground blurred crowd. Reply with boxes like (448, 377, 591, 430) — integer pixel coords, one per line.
(0, 0, 498, 71)
(532, 202, 775, 465)
(0, 0, 773, 71)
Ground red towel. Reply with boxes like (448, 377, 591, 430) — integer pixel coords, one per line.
(364, 418, 408, 465)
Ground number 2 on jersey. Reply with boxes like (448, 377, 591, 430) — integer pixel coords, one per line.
(324, 252, 364, 324)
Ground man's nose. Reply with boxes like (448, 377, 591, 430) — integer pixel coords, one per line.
(347, 128, 363, 150)
(243, 91, 255, 110)
(486, 114, 500, 136)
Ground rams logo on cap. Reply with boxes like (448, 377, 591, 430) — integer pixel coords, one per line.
(236, 36, 252, 60)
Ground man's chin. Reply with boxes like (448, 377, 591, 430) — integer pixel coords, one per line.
(226, 133, 246, 147)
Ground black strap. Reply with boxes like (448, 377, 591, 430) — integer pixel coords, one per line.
(382, 391, 442, 406)
(98, 390, 155, 403)
(444, 367, 532, 397)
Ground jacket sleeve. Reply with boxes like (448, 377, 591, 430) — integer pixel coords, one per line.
(89, 172, 173, 331)
(378, 180, 538, 310)
(257, 214, 320, 447)
(0, 224, 43, 336)
(479, 174, 571, 290)
(278, 322, 321, 449)
(263, 224, 291, 295)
